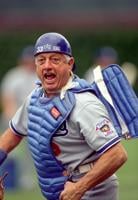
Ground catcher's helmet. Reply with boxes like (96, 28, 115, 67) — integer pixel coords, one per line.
(34, 32, 72, 57)
(34, 32, 76, 70)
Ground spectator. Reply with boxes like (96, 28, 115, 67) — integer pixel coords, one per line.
(121, 61, 138, 87)
(0, 45, 37, 190)
(84, 46, 118, 83)
(0, 45, 37, 127)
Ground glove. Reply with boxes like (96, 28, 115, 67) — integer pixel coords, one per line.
(0, 172, 8, 200)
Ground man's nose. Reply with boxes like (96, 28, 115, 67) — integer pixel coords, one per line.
(43, 58, 51, 68)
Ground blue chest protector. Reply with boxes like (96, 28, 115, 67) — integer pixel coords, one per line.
(27, 90, 76, 200)
(27, 79, 95, 200)
(27, 64, 138, 200)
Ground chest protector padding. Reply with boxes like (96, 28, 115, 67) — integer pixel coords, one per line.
(27, 90, 76, 200)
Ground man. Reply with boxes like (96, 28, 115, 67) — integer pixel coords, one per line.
(0, 45, 37, 190)
(0, 45, 37, 129)
(84, 46, 118, 83)
(0, 32, 127, 200)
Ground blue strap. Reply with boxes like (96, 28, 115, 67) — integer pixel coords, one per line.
(0, 149, 7, 166)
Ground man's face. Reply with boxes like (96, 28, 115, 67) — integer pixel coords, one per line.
(35, 52, 74, 96)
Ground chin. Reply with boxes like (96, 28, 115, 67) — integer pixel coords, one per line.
(46, 87, 57, 93)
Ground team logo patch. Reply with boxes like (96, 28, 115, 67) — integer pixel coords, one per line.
(51, 107, 61, 119)
(96, 119, 113, 136)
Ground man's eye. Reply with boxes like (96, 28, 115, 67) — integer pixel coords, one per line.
(51, 57, 61, 64)
(37, 59, 45, 64)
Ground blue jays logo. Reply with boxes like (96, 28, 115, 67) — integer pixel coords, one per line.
(54, 121, 68, 137)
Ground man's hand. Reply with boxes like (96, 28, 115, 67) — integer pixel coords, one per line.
(59, 181, 84, 200)
(0, 172, 8, 200)
(0, 180, 4, 200)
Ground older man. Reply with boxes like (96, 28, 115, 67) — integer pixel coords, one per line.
(0, 32, 127, 200)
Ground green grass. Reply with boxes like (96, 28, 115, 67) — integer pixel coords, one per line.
(5, 139, 138, 200)
(5, 187, 43, 200)
(117, 139, 138, 200)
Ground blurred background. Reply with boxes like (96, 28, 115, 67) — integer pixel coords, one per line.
(0, 0, 138, 200)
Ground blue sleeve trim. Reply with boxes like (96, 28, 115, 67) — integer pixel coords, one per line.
(0, 149, 7, 166)
(96, 137, 121, 155)
(10, 121, 26, 137)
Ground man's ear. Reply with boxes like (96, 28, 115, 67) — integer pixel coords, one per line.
(68, 57, 75, 70)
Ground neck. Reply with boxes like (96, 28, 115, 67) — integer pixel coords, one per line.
(43, 89, 60, 98)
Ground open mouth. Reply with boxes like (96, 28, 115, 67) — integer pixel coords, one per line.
(43, 71, 56, 82)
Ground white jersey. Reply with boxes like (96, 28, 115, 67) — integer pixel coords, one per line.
(10, 89, 120, 171)
(84, 66, 95, 83)
(1, 66, 37, 108)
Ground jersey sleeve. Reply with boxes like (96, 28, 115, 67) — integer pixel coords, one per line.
(76, 95, 121, 156)
(9, 95, 31, 136)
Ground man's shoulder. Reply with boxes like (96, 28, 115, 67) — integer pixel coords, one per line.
(74, 91, 102, 108)
(70, 91, 107, 121)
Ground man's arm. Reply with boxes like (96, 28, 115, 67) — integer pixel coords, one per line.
(0, 128, 23, 200)
(0, 128, 23, 157)
(60, 142, 127, 200)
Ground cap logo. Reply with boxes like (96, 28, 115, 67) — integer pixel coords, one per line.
(36, 44, 60, 53)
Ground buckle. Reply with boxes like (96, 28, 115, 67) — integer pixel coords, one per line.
(73, 163, 94, 175)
